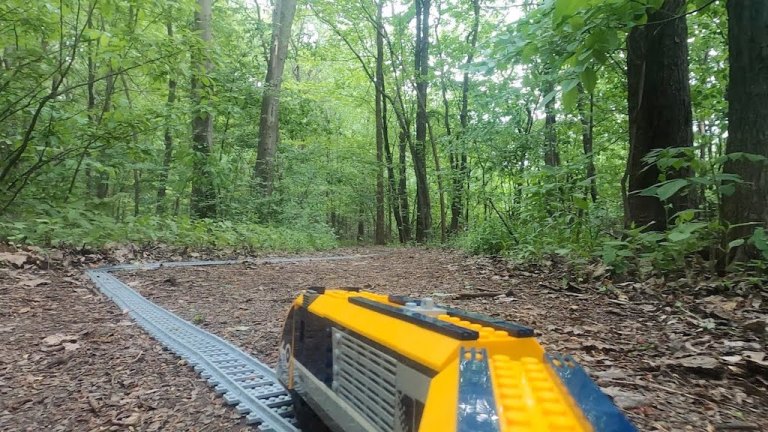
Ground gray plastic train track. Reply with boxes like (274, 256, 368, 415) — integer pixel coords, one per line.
(86, 256, 369, 432)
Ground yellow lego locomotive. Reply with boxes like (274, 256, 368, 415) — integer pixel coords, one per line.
(276, 288, 637, 432)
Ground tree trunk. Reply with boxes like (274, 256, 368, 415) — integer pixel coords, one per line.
(190, 0, 217, 219)
(157, 22, 177, 215)
(133, 169, 141, 217)
(357, 205, 365, 242)
(542, 80, 560, 168)
(253, 0, 298, 196)
(450, 0, 479, 234)
(398, 130, 412, 242)
(625, 0, 694, 230)
(427, 118, 446, 242)
(413, 0, 432, 242)
(577, 84, 597, 203)
(374, 0, 386, 245)
(722, 0, 768, 261)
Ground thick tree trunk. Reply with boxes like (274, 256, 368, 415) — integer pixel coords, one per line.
(722, 1, 768, 261)
(190, 0, 217, 219)
(156, 22, 176, 215)
(413, 0, 432, 242)
(253, 0, 297, 196)
(625, 0, 694, 230)
(374, 0, 386, 245)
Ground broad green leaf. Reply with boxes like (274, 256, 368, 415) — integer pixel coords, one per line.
(580, 67, 597, 93)
(728, 239, 745, 249)
(656, 178, 688, 201)
(573, 196, 589, 210)
(554, 0, 584, 23)
(562, 86, 579, 111)
(668, 231, 691, 242)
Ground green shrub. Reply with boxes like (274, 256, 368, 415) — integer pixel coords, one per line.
(0, 203, 337, 252)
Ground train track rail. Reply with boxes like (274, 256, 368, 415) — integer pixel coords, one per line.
(86, 256, 369, 432)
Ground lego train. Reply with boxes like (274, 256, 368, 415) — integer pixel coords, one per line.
(276, 287, 637, 432)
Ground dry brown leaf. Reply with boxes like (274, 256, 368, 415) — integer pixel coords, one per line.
(699, 295, 741, 321)
(42, 333, 78, 346)
(601, 386, 649, 409)
(62, 342, 80, 351)
(742, 318, 767, 335)
(667, 355, 726, 379)
(19, 278, 51, 288)
(0, 252, 28, 268)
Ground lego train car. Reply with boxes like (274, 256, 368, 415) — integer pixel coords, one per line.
(276, 287, 637, 432)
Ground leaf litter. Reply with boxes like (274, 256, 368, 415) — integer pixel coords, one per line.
(2, 246, 766, 431)
(118, 247, 767, 432)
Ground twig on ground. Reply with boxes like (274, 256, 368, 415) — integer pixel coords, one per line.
(455, 292, 505, 299)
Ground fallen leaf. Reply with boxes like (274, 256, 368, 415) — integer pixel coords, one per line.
(723, 340, 762, 350)
(699, 295, 740, 321)
(112, 412, 141, 426)
(18, 278, 50, 288)
(17, 307, 30, 313)
(601, 386, 649, 409)
(667, 355, 726, 379)
(62, 342, 80, 351)
(42, 333, 78, 346)
(593, 368, 628, 380)
(589, 262, 608, 279)
(742, 318, 767, 335)
(0, 252, 28, 268)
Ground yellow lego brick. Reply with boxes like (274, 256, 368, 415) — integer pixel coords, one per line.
(418, 359, 460, 431)
(489, 355, 592, 432)
(305, 290, 463, 371)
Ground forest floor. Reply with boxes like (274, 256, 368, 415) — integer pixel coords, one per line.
(1, 247, 766, 431)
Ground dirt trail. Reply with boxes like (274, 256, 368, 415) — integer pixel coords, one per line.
(2, 247, 766, 431)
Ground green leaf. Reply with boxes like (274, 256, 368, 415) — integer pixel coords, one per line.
(656, 178, 688, 201)
(728, 239, 745, 249)
(562, 86, 578, 111)
(668, 231, 691, 242)
(554, 0, 583, 23)
(573, 196, 589, 210)
(580, 67, 597, 93)
(750, 228, 768, 252)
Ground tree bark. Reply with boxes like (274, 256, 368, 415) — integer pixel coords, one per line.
(428, 118, 446, 242)
(253, 0, 298, 196)
(542, 80, 560, 168)
(190, 0, 217, 219)
(413, 0, 432, 242)
(577, 84, 597, 203)
(625, 0, 694, 230)
(722, 0, 768, 261)
(156, 22, 177, 215)
(374, 0, 386, 245)
(398, 129, 412, 242)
